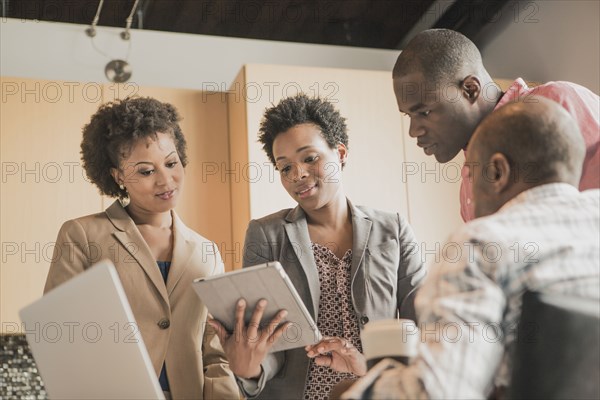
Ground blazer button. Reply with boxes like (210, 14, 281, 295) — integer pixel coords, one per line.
(360, 316, 369, 325)
(157, 318, 170, 330)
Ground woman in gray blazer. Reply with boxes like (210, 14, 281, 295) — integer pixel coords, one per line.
(210, 94, 425, 400)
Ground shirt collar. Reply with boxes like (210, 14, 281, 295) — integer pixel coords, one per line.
(496, 78, 529, 109)
(497, 183, 579, 213)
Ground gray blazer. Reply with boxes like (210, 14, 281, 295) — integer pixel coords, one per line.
(237, 199, 425, 399)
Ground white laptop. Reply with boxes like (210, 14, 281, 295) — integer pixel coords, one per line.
(19, 260, 165, 400)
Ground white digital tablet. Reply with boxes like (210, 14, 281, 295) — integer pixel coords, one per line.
(192, 261, 321, 353)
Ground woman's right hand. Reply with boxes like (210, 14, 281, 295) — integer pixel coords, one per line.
(208, 298, 289, 379)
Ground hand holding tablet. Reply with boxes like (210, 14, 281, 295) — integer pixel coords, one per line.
(208, 298, 289, 378)
(193, 262, 322, 379)
(192, 262, 322, 353)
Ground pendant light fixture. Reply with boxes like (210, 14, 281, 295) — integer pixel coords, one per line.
(85, 0, 140, 83)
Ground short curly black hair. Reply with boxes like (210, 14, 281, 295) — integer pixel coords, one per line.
(81, 97, 188, 198)
(258, 94, 348, 168)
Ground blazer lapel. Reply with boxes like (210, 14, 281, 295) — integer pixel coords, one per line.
(349, 200, 372, 282)
(106, 200, 169, 305)
(284, 206, 320, 318)
(166, 212, 196, 296)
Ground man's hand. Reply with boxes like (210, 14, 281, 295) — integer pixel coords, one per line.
(305, 336, 368, 377)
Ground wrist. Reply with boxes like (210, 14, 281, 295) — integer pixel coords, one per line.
(247, 365, 262, 380)
(353, 356, 368, 377)
(237, 364, 262, 380)
(354, 368, 367, 377)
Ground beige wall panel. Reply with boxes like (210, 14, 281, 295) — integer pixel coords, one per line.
(227, 69, 251, 270)
(400, 113, 465, 268)
(1, 79, 233, 332)
(241, 64, 410, 221)
(103, 84, 233, 270)
(1, 77, 104, 332)
(495, 79, 515, 92)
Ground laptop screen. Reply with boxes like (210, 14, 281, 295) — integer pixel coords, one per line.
(19, 260, 165, 400)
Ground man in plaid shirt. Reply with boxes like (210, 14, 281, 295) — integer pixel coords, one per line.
(315, 97, 599, 399)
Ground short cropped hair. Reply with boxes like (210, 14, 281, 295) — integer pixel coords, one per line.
(81, 97, 188, 198)
(258, 94, 348, 168)
(393, 29, 483, 84)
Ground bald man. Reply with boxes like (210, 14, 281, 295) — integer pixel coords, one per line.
(393, 29, 599, 221)
(336, 97, 599, 399)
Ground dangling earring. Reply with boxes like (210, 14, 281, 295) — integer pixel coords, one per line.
(118, 183, 130, 207)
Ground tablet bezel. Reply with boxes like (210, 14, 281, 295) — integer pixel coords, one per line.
(192, 261, 322, 353)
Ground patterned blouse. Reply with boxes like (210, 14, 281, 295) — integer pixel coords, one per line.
(303, 243, 363, 400)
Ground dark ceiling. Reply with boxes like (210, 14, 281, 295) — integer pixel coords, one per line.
(6, 0, 511, 49)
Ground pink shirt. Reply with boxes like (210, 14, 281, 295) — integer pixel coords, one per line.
(460, 78, 600, 222)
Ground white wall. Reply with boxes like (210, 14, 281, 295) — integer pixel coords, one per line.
(480, 0, 599, 93)
(0, 18, 399, 89)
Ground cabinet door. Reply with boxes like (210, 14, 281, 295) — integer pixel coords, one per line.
(1, 77, 104, 332)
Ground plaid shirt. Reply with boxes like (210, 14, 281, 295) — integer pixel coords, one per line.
(361, 183, 600, 399)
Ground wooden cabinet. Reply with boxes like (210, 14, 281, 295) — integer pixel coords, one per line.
(1, 77, 104, 332)
(1, 78, 232, 332)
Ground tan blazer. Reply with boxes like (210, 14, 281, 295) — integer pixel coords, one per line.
(44, 200, 240, 400)
(238, 200, 425, 399)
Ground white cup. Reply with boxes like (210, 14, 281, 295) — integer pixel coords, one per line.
(360, 319, 419, 368)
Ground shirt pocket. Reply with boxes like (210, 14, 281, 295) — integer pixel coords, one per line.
(369, 238, 400, 265)
(364, 239, 400, 307)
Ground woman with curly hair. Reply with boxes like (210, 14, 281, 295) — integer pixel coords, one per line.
(209, 94, 426, 400)
(44, 97, 240, 400)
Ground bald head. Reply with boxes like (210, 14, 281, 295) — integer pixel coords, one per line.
(466, 96, 584, 218)
(393, 29, 486, 84)
(472, 96, 585, 187)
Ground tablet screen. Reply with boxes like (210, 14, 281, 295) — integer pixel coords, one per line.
(192, 262, 322, 352)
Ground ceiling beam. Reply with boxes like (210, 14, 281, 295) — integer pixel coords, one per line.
(433, 0, 510, 42)
(395, 0, 458, 49)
